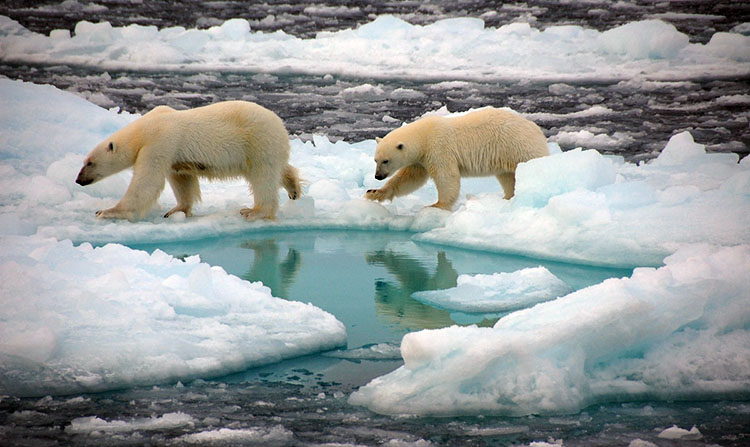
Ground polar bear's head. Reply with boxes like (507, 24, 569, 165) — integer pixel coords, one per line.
(373, 116, 438, 180)
(373, 137, 410, 180)
(75, 129, 138, 186)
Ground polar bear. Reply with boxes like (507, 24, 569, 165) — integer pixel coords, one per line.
(75, 101, 301, 221)
(365, 108, 548, 210)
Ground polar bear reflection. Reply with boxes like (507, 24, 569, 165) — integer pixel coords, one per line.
(240, 239, 302, 299)
(366, 250, 497, 329)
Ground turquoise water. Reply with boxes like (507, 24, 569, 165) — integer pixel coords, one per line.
(130, 229, 632, 390)
(6, 230, 749, 446)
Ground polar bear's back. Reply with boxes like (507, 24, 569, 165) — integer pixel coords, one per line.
(144, 101, 291, 180)
(441, 108, 548, 174)
(179, 100, 288, 145)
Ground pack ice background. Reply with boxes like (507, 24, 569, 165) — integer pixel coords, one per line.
(1, 1, 750, 446)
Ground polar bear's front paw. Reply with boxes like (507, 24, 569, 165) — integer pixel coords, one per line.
(365, 188, 389, 202)
(164, 205, 193, 218)
(96, 207, 134, 220)
(240, 207, 275, 221)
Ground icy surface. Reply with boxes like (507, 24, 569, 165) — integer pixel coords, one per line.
(0, 236, 346, 397)
(418, 139, 750, 267)
(413, 267, 573, 313)
(657, 425, 703, 440)
(323, 343, 402, 361)
(2, 78, 748, 268)
(1, 15, 748, 82)
(175, 426, 294, 445)
(350, 244, 750, 416)
(1, 78, 749, 414)
(66, 412, 195, 434)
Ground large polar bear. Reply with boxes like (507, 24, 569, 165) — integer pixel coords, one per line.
(365, 108, 548, 210)
(75, 101, 301, 221)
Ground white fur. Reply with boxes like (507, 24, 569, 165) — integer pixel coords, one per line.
(366, 108, 549, 209)
(76, 101, 301, 221)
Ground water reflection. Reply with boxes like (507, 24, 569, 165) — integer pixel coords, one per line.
(366, 249, 494, 330)
(240, 239, 301, 298)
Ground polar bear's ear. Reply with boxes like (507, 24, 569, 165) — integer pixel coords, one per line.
(375, 137, 382, 143)
(108, 142, 116, 152)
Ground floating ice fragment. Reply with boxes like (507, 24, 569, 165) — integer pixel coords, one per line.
(390, 88, 427, 100)
(627, 440, 657, 447)
(657, 425, 703, 440)
(550, 130, 634, 150)
(323, 343, 402, 361)
(176, 426, 294, 445)
(66, 412, 195, 434)
(413, 267, 572, 313)
(340, 83, 386, 101)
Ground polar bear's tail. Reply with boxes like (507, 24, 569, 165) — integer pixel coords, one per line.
(282, 164, 302, 200)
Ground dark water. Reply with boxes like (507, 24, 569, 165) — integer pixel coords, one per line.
(1, 1, 749, 161)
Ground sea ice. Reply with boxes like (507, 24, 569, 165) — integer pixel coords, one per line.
(1, 77, 748, 409)
(0, 236, 346, 397)
(418, 133, 750, 267)
(1, 15, 748, 82)
(350, 244, 750, 416)
(657, 425, 703, 440)
(323, 342, 402, 361)
(412, 267, 573, 313)
(176, 426, 294, 445)
(66, 412, 195, 434)
(6, 77, 747, 270)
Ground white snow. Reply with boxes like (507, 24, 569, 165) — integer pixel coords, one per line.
(350, 244, 750, 416)
(417, 137, 750, 267)
(0, 12, 749, 415)
(412, 267, 573, 313)
(176, 425, 294, 445)
(550, 129, 635, 150)
(2, 78, 750, 404)
(1, 15, 748, 82)
(0, 236, 346, 397)
(66, 412, 195, 434)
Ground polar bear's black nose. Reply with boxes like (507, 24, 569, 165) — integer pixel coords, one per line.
(75, 170, 92, 186)
(375, 173, 386, 181)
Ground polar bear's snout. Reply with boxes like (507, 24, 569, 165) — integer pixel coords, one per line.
(75, 166, 94, 186)
(374, 162, 390, 180)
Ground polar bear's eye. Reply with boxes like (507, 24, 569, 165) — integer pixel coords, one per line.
(86, 161, 93, 167)
(396, 143, 404, 150)
(382, 160, 389, 164)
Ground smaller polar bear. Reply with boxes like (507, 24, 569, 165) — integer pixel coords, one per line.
(365, 108, 548, 210)
(75, 101, 301, 221)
